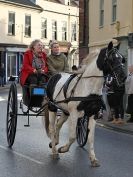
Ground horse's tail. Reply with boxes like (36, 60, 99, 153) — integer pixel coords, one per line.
(42, 104, 50, 137)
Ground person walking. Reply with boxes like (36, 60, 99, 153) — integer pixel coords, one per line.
(125, 65, 133, 123)
(105, 74, 125, 124)
(47, 40, 69, 76)
(0, 63, 5, 87)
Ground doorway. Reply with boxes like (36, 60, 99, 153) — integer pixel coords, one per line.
(6, 53, 17, 82)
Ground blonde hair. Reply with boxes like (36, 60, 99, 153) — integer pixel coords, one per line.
(29, 39, 42, 50)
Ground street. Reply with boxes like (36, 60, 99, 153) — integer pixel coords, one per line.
(0, 88, 133, 177)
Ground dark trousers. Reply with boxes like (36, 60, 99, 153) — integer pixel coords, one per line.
(0, 76, 4, 86)
(23, 73, 47, 105)
(107, 92, 124, 119)
(25, 73, 47, 85)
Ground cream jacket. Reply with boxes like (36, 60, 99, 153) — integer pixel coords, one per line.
(125, 73, 133, 94)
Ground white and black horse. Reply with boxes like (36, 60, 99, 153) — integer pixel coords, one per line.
(43, 41, 126, 167)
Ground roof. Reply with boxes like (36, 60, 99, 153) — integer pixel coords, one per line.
(0, 0, 43, 11)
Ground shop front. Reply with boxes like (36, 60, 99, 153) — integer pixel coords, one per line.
(0, 44, 27, 84)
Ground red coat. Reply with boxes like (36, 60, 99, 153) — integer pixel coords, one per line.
(20, 50, 48, 86)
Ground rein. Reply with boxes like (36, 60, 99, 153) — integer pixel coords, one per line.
(53, 96, 101, 104)
(81, 75, 104, 79)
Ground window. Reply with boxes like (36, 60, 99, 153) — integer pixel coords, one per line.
(112, 0, 117, 22)
(52, 20, 57, 40)
(62, 21, 67, 41)
(7, 53, 17, 78)
(25, 15, 31, 37)
(8, 12, 15, 35)
(41, 18, 47, 39)
(99, 0, 104, 27)
(71, 22, 76, 41)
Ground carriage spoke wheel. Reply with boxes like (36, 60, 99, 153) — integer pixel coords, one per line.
(76, 116, 89, 147)
(6, 83, 18, 147)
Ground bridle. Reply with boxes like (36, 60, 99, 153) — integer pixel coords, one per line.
(104, 47, 125, 87)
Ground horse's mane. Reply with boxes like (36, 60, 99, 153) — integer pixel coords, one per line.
(75, 49, 100, 74)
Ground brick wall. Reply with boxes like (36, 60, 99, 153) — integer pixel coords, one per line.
(79, 0, 89, 61)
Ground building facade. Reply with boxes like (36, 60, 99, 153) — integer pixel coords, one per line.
(0, 0, 43, 83)
(89, 0, 133, 69)
(37, 0, 79, 68)
(0, 0, 79, 84)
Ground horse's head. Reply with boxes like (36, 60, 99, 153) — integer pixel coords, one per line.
(97, 41, 126, 86)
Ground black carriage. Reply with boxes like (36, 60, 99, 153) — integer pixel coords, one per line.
(6, 75, 49, 147)
(6, 75, 89, 148)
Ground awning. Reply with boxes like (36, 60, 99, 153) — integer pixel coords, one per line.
(59, 46, 68, 53)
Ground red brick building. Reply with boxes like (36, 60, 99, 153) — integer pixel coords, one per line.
(79, 0, 89, 62)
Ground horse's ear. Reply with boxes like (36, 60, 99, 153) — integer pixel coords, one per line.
(108, 41, 113, 51)
(116, 42, 121, 50)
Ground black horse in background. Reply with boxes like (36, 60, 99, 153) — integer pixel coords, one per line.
(105, 74, 125, 124)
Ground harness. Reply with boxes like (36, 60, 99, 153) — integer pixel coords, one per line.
(47, 73, 104, 115)
(53, 73, 104, 102)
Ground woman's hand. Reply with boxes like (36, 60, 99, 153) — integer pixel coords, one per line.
(33, 69, 37, 73)
(41, 69, 45, 73)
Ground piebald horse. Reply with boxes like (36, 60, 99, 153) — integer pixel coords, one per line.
(43, 41, 126, 167)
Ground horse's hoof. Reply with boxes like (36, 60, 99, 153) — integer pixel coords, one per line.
(58, 147, 68, 153)
(58, 147, 63, 153)
(52, 153, 60, 159)
(49, 142, 58, 148)
(49, 142, 52, 148)
(91, 160, 100, 167)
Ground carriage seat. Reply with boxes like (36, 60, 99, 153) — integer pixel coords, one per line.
(22, 83, 47, 107)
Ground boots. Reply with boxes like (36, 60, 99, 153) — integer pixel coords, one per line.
(111, 118, 124, 124)
(115, 118, 124, 124)
(111, 118, 117, 124)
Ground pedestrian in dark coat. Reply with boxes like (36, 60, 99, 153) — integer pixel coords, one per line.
(0, 63, 5, 87)
(105, 74, 125, 124)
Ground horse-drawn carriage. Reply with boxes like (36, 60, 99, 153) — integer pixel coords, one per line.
(6, 75, 89, 148)
(6, 41, 126, 167)
(6, 75, 47, 147)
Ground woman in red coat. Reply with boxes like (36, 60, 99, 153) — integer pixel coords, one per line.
(20, 39, 48, 86)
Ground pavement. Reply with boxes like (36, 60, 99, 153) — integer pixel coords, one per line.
(1, 84, 133, 135)
(97, 115, 133, 135)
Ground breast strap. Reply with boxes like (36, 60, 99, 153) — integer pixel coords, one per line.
(63, 74, 77, 99)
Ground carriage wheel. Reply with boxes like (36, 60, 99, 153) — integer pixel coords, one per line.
(6, 83, 18, 147)
(76, 116, 89, 147)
